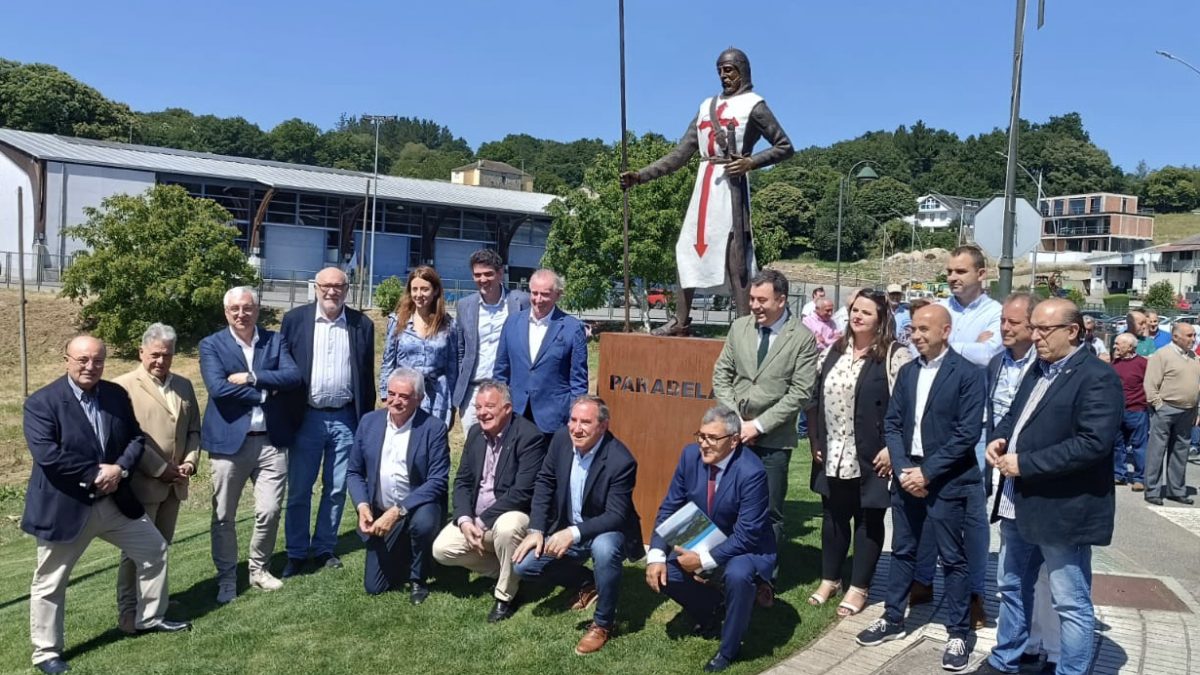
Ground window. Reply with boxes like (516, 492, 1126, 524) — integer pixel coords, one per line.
(1053, 200, 1064, 216)
(1040, 201, 1049, 216)
(1121, 197, 1129, 213)
(266, 191, 299, 224)
(1089, 196, 1102, 213)
(1068, 199, 1085, 215)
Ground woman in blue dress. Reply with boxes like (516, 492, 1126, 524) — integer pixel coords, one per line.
(379, 265, 458, 426)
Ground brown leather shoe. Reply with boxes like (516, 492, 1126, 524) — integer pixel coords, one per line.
(570, 582, 598, 611)
(755, 582, 775, 608)
(909, 580, 934, 606)
(574, 623, 611, 655)
(970, 593, 987, 629)
(1131, 482, 1146, 492)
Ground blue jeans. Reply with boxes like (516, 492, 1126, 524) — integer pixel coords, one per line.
(285, 407, 356, 559)
(513, 531, 625, 628)
(990, 519, 1095, 675)
(1113, 409, 1148, 483)
(914, 440, 989, 597)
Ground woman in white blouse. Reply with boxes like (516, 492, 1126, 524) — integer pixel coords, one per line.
(806, 288, 911, 617)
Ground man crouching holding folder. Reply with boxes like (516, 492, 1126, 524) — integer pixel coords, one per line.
(645, 404, 776, 673)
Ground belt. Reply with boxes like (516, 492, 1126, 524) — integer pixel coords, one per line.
(309, 402, 352, 413)
(907, 454, 925, 464)
(246, 431, 268, 437)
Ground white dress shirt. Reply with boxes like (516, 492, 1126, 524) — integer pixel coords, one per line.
(230, 327, 267, 432)
(910, 346, 948, 458)
(309, 306, 354, 408)
(528, 310, 552, 363)
(473, 293, 510, 382)
(377, 414, 414, 510)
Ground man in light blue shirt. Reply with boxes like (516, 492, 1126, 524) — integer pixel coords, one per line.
(911, 245, 1002, 627)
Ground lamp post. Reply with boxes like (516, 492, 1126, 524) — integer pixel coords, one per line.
(362, 113, 397, 308)
(997, 150, 1045, 283)
(835, 161, 880, 304)
(1156, 50, 1200, 78)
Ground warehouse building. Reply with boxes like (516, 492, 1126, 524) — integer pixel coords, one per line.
(0, 128, 556, 286)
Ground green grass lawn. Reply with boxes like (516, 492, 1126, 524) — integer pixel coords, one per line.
(1152, 211, 1200, 244)
(0, 445, 834, 675)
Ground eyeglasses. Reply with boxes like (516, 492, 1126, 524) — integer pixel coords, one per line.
(67, 356, 105, 367)
(1029, 323, 1073, 336)
(694, 432, 735, 445)
(316, 283, 348, 292)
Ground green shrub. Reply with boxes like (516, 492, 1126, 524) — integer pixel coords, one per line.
(374, 275, 405, 314)
(1103, 294, 1129, 316)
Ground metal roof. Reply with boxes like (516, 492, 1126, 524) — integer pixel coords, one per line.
(0, 128, 557, 217)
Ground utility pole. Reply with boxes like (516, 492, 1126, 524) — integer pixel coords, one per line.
(362, 113, 397, 308)
(998, 0, 1028, 298)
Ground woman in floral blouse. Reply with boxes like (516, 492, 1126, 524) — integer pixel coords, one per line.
(378, 265, 458, 426)
(806, 288, 911, 617)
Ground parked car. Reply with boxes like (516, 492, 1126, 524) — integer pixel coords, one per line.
(647, 287, 671, 309)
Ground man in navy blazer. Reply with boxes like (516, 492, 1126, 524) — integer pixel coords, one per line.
(513, 396, 643, 656)
(978, 299, 1122, 675)
(200, 286, 301, 604)
(856, 304, 984, 673)
(23, 336, 189, 674)
(493, 268, 588, 437)
(432, 379, 548, 623)
(646, 405, 776, 673)
(279, 266, 376, 577)
(347, 367, 449, 604)
(454, 248, 530, 431)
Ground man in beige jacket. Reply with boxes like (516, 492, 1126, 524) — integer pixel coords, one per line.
(113, 323, 201, 632)
(1142, 321, 1199, 506)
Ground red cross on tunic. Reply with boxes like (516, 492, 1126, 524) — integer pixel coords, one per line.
(694, 102, 740, 257)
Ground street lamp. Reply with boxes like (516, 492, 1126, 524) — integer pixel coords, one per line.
(835, 161, 880, 304)
(362, 113, 398, 308)
(1156, 50, 1200, 78)
(996, 150, 1046, 282)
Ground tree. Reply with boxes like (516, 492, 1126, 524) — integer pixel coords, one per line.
(389, 142, 472, 181)
(751, 182, 814, 253)
(1141, 167, 1200, 213)
(61, 184, 259, 353)
(0, 59, 134, 139)
(1143, 280, 1176, 312)
(543, 133, 693, 318)
(852, 176, 916, 222)
(269, 118, 323, 164)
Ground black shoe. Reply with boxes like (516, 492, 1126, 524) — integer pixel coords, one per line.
(35, 658, 70, 674)
(487, 599, 517, 623)
(281, 558, 307, 578)
(1167, 496, 1195, 505)
(1146, 496, 1164, 506)
(1018, 652, 1042, 665)
(692, 617, 723, 640)
(314, 553, 343, 569)
(703, 653, 732, 672)
(1114, 478, 1127, 486)
(1039, 661, 1057, 674)
(942, 637, 970, 671)
(856, 617, 906, 646)
(409, 582, 430, 606)
(136, 619, 192, 635)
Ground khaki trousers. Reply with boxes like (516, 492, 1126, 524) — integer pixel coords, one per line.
(30, 498, 168, 664)
(431, 511, 529, 601)
(210, 436, 287, 584)
(117, 495, 182, 617)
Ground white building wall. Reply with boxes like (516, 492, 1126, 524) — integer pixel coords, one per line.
(0, 151, 36, 274)
(43, 162, 155, 261)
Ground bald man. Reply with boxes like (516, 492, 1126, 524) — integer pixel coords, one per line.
(279, 266, 376, 577)
(23, 336, 190, 673)
(1143, 321, 1200, 506)
(1110, 333, 1149, 491)
(857, 304, 985, 673)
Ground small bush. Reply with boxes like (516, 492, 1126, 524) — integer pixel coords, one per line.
(374, 276, 405, 314)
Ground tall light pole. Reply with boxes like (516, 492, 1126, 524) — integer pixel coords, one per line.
(1156, 50, 1200, 79)
(362, 113, 397, 308)
(997, 150, 1045, 283)
(835, 161, 880, 304)
(998, 0, 1029, 298)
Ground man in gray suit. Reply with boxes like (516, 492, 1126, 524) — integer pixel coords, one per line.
(454, 249, 530, 432)
(712, 268, 818, 598)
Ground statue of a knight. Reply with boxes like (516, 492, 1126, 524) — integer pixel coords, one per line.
(620, 48, 794, 336)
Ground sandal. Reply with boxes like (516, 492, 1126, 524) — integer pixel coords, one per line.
(807, 579, 842, 606)
(837, 586, 869, 617)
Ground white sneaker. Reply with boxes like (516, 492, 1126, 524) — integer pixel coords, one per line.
(250, 571, 283, 591)
(216, 583, 237, 604)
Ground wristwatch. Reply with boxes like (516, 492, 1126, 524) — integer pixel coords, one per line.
(247, 372, 257, 386)
(120, 468, 129, 479)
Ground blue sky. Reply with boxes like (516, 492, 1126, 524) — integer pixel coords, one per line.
(3, 0, 1198, 172)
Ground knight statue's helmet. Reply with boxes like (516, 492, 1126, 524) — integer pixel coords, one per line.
(716, 47, 753, 90)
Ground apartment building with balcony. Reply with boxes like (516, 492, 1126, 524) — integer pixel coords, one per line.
(1040, 192, 1153, 255)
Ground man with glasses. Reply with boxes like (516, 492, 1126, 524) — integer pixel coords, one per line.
(23, 336, 191, 674)
(1142, 321, 1200, 506)
(346, 368, 449, 602)
(646, 405, 777, 673)
(976, 298, 1122, 675)
(713, 268, 817, 601)
(279, 266, 376, 578)
(200, 286, 301, 603)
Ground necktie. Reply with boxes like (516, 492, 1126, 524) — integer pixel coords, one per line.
(757, 327, 771, 367)
(707, 464, 720, 512)
(80, 391, 104, 452)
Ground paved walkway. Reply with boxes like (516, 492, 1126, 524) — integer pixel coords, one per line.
(764, 485, 1200, 675)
